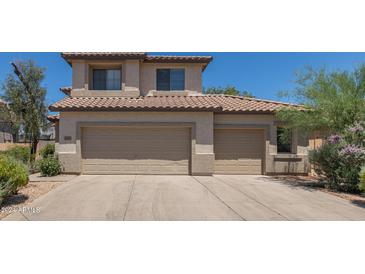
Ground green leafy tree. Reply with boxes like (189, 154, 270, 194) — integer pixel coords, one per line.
(276, 66, 365, 134)
(1, 60, 48, 158)
(204, 85, 254, 97)
(0, 101, 21, 142)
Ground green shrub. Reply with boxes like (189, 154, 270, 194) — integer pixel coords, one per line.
(37, 157, 61, 177)
(39, 143, 55, 159)
(359, 167, 365, 192)
(1, 145, 31, 164)
(0, 155, 29, 205)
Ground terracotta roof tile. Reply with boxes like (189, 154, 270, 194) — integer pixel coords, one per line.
(144, 55, 212, 63)
(61, 53, 213, 68)
(49, 95, 304, 113)
(60, 86, 72, 96)
(47, 114, 59, 123)
(61, 52, 146, 60)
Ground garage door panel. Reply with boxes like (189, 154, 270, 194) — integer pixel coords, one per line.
(214, 166, 262, 175)
(82, 127, 190, 175)
(214, 129, 264, 174)
(83, 169, 188, 175)
(215, 159, 262, 166)
(83, 161, 189, 174)
(83, 159, 189, 165)
(83, 151, 188, 161)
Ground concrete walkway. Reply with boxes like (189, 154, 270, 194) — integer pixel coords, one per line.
(4, 175, 365, 221)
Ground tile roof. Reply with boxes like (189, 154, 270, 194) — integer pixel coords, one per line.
(47, 114, 59, 123)
(61, 52, 147, 60)
(49, 95, 304, 113)
(61, 52, 213, 68)
(60, 86, 72, 96)
(144, 55, 212, 63)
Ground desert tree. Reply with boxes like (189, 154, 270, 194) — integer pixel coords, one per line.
(1, 60, 48, 157)
(204, 85, 254, 97)
(276, 66, 365, 135)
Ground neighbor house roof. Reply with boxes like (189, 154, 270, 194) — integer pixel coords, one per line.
(49, 95, 304, 113)
(47, 114, 59, 123)
(61, 52, 213, 69)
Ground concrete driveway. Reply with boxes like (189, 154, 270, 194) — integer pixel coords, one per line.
(4, 175, 365, 221)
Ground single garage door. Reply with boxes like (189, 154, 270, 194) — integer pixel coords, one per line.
(81, 127, 191, 175)
(214, 128, 264, 174)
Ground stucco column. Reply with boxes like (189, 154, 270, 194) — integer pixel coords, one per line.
(72, 60, 88, 90)
(124, 60, 140, 96)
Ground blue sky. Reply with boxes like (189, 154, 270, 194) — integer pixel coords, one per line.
(1, 52, 365, 108)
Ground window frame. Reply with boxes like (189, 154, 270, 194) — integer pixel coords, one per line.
(156, 68, 186, 91)
(92, 68, 122, 91)
(277, 127, 293, 154)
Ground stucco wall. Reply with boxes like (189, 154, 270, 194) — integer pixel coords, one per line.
(71, 60, 139, 97)
(70, 60, 203, 97)
(72, 61, 88, 90)
(139, 63, 202, 96)
(57, 111, 214, 175)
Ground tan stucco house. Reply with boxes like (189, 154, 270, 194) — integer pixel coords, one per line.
(49, 52, 310, 175)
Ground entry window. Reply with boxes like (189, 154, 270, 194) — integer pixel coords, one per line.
(277, 127, 292, 153)
(156, 69, 185, 91)
(93, 69, 121, 90)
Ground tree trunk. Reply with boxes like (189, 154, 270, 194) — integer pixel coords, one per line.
(11, 133, 17, 143)
(31, 138, 38, 156)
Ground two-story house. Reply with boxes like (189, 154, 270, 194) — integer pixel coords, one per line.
(49, 52, 310, 175)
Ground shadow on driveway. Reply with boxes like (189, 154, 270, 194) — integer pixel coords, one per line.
(351, 199, 365, 208)
(1, 194, 29, 207)
(257, 175, 365, 210)
(255, 175, 325, 191)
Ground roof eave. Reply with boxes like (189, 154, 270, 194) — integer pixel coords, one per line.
(47, 115, 59, 123)
(61, 52, 148, 66)
(61, 53, 213, 70)
(144, 56, 213, 71)
(48, 106, 221, 112)
(60, 87, 72, 96)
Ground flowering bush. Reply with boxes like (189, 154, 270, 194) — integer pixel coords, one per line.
(348, 122, 364, 134)
(328, 134, 342, 144)
(310, 122, 365, 193)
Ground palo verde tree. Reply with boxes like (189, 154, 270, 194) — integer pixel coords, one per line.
(276, 66, 365, 135)
(1, 60, 48, 157)
(204, 85, 254, 97)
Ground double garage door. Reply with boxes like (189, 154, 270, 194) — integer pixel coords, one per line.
(82, 127, 191, 175)
(81, 127, 264, 175)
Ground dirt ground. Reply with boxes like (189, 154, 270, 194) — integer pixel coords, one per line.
(0, 181, 64, 220)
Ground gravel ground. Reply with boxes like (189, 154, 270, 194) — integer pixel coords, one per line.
(0, 181, 64, 220)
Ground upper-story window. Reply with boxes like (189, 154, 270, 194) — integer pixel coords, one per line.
(156, 69, 185, 91)
(277, 127, 292, 153)
(93, 69, 121, 90)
